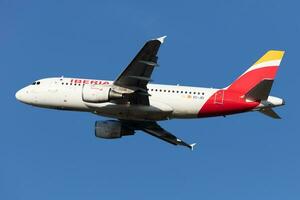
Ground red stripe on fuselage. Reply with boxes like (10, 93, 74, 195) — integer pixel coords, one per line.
(198, 90, 260, 117)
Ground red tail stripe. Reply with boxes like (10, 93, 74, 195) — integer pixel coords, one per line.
(227, 66, 278, 94)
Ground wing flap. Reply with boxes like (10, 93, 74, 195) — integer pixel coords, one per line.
(126, 75, 153, 82)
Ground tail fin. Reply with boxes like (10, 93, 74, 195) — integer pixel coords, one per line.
(226, 50, 285, 97)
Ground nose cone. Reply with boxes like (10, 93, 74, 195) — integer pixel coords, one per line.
(15, 88, 30, 104)
(15, 89, 22, 101)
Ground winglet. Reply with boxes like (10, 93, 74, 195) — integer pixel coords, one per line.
(190, 143, 197, 151)
(155, 36, 167, 44)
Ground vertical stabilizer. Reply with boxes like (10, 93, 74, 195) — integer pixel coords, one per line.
(226, 50, 285, 95)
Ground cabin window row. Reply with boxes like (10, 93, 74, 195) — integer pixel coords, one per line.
(61, 82, 81, 86)
(149, 88, 204, 95)
(58, 83, 205, 95)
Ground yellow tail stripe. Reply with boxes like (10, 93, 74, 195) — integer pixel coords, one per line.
(254, 50, 285, 65)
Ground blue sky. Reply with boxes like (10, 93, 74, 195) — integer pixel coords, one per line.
(1, 0, 299, 199)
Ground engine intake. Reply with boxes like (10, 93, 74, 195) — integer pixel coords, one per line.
(95, 120, 135, 139)
(82, 84, 122, 103)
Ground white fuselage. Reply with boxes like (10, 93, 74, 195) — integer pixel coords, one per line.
(15, 77, 217, 121)
(16, 77, 284, 121)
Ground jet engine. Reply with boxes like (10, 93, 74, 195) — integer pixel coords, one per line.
(82, 85, 123, 103)
(95, 120, 135, 139)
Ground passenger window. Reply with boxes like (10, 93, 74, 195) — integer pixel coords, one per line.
(202, 92, 204, 95)
(37, 81, 40, 85)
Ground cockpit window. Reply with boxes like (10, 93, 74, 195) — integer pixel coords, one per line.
(32, 81, 41, 85)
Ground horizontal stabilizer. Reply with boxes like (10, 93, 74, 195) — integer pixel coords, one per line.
(259, 108, 281, 119)
(245, 79, 274, 101)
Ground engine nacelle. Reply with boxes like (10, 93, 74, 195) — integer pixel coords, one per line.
(82, 84, 122, 103)
(95, 120, 135, 139)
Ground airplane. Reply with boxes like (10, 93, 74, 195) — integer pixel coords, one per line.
(15, 36, 285, 150)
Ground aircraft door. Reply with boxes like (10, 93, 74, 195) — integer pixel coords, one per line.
(214, 90, 224, 104)
(48, 79, 59, 93)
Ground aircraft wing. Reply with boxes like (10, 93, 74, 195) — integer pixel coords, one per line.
(113, 36, 166, 105)
(123, 120, 196, 150)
